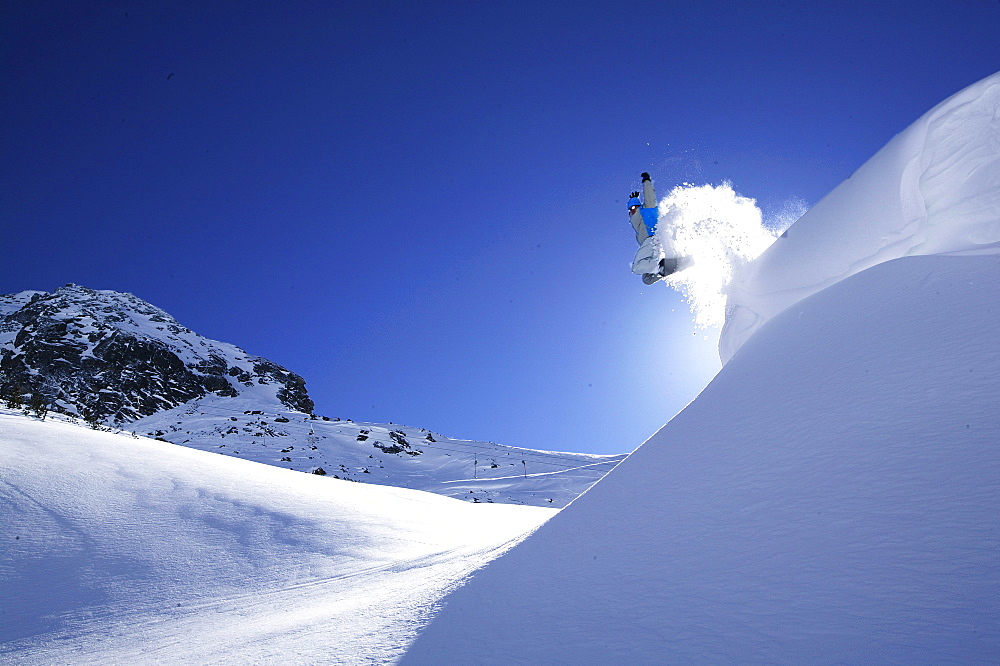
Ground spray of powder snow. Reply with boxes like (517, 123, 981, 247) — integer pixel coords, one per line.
(654, 182, 800, 328)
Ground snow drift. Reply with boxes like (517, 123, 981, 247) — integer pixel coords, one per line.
(403, 73, 1000, 662)
(721, 70, 1000, 363)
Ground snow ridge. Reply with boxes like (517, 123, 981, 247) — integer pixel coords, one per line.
(720, 71, 1000, 363)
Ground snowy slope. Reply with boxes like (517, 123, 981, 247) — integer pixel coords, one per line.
(130, 398, 623, 508)
(0, 291, 45, 317)
(722, 71, 1000, 363)
(0, 411, 553, 663)
(403, 74, 1000, 663)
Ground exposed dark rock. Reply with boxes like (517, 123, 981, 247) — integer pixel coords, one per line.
(0, 285, 315, 423)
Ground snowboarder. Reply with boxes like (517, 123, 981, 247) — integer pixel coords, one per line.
(628, 172, 679, 285)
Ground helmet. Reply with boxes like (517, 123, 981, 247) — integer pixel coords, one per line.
(627, 197, 641, 210)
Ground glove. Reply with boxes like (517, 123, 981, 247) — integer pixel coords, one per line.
(641, 172, 651, 182)
(630, 191, 640, 198)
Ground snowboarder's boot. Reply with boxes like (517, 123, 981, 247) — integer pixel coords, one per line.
(659, 257, 679, 277)
(642, 258, 680, 284)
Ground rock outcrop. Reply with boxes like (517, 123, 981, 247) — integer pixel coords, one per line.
(0, 285, 313, 423)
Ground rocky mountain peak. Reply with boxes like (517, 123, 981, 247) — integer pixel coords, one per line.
(0, 286, 313, 423)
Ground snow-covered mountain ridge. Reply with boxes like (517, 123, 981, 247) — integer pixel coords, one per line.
(0, 285, 623, 507)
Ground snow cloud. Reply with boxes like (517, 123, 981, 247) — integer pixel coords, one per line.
(655, 183, 790, 328)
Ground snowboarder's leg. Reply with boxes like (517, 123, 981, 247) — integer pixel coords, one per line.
(632, 236, 661, 275)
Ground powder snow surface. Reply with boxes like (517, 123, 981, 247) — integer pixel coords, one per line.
(403, 72, 1000, 663)
(0, 416, 552, 663)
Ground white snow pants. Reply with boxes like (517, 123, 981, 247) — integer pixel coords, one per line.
(631, 235, 662, 275)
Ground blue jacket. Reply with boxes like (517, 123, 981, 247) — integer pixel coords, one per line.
(640, 207, 658, 235)
(629, 197, 658, 236)
(629, 177, 660, 242)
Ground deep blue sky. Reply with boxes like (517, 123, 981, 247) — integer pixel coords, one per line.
(3, 1, 998, 453)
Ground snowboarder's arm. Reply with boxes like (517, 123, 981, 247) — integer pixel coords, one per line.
(630, 207, 647, 244)
(627, 191, 646, 244)
(641, 173, 657, 209)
